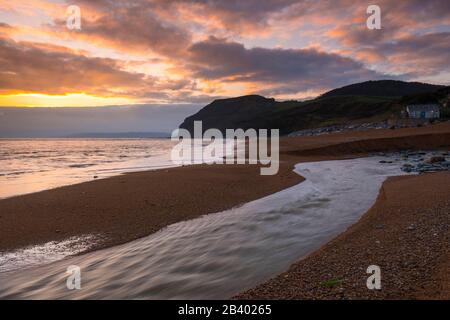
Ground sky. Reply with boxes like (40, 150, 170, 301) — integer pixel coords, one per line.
(0, 0, 449, 109)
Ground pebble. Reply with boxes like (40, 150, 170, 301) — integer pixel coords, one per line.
(398, 151, 450, 173)
(288, 122, 389, 137)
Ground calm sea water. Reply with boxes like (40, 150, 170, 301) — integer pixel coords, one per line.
(0, 139, 177, 199)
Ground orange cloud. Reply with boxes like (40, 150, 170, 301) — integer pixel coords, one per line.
(0, 0, 449, 106)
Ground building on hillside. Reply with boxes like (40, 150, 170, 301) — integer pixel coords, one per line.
(406, 104, 440, 119)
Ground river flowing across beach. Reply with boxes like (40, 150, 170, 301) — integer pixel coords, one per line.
(0, 156, 413, 299)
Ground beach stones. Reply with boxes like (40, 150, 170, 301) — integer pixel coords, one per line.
(288, 121, 389, 137)
(398, 151, 450, 173)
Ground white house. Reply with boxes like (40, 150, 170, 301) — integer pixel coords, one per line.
(406, 104, 440, 119)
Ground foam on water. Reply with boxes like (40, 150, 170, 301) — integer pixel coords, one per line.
(0, 235, 97, 273)
(0, 156, 409, 299)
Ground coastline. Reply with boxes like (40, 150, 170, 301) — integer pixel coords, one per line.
(1, 122, 450, 298)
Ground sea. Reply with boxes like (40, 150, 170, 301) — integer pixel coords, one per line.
(0, 139, 178, 199)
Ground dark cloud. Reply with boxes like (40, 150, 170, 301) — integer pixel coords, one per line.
(379, 32, 450, 76)
(60, 1, 448, 93)
(186, 37, 392, 95)
(180, 0, 298, 31)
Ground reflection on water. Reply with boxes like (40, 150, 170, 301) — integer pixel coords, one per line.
(0, 139, 177, 199)
(0, 138, 240, 199)
(0, 157, 407, 299)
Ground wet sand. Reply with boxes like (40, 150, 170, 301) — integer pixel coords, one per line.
(1, 121, 450, 298)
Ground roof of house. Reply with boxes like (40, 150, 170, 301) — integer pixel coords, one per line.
(406, 104, 440, 112)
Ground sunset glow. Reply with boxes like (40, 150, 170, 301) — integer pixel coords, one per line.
(0, 93, 136, 107)
(0, 0, 449, 107)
